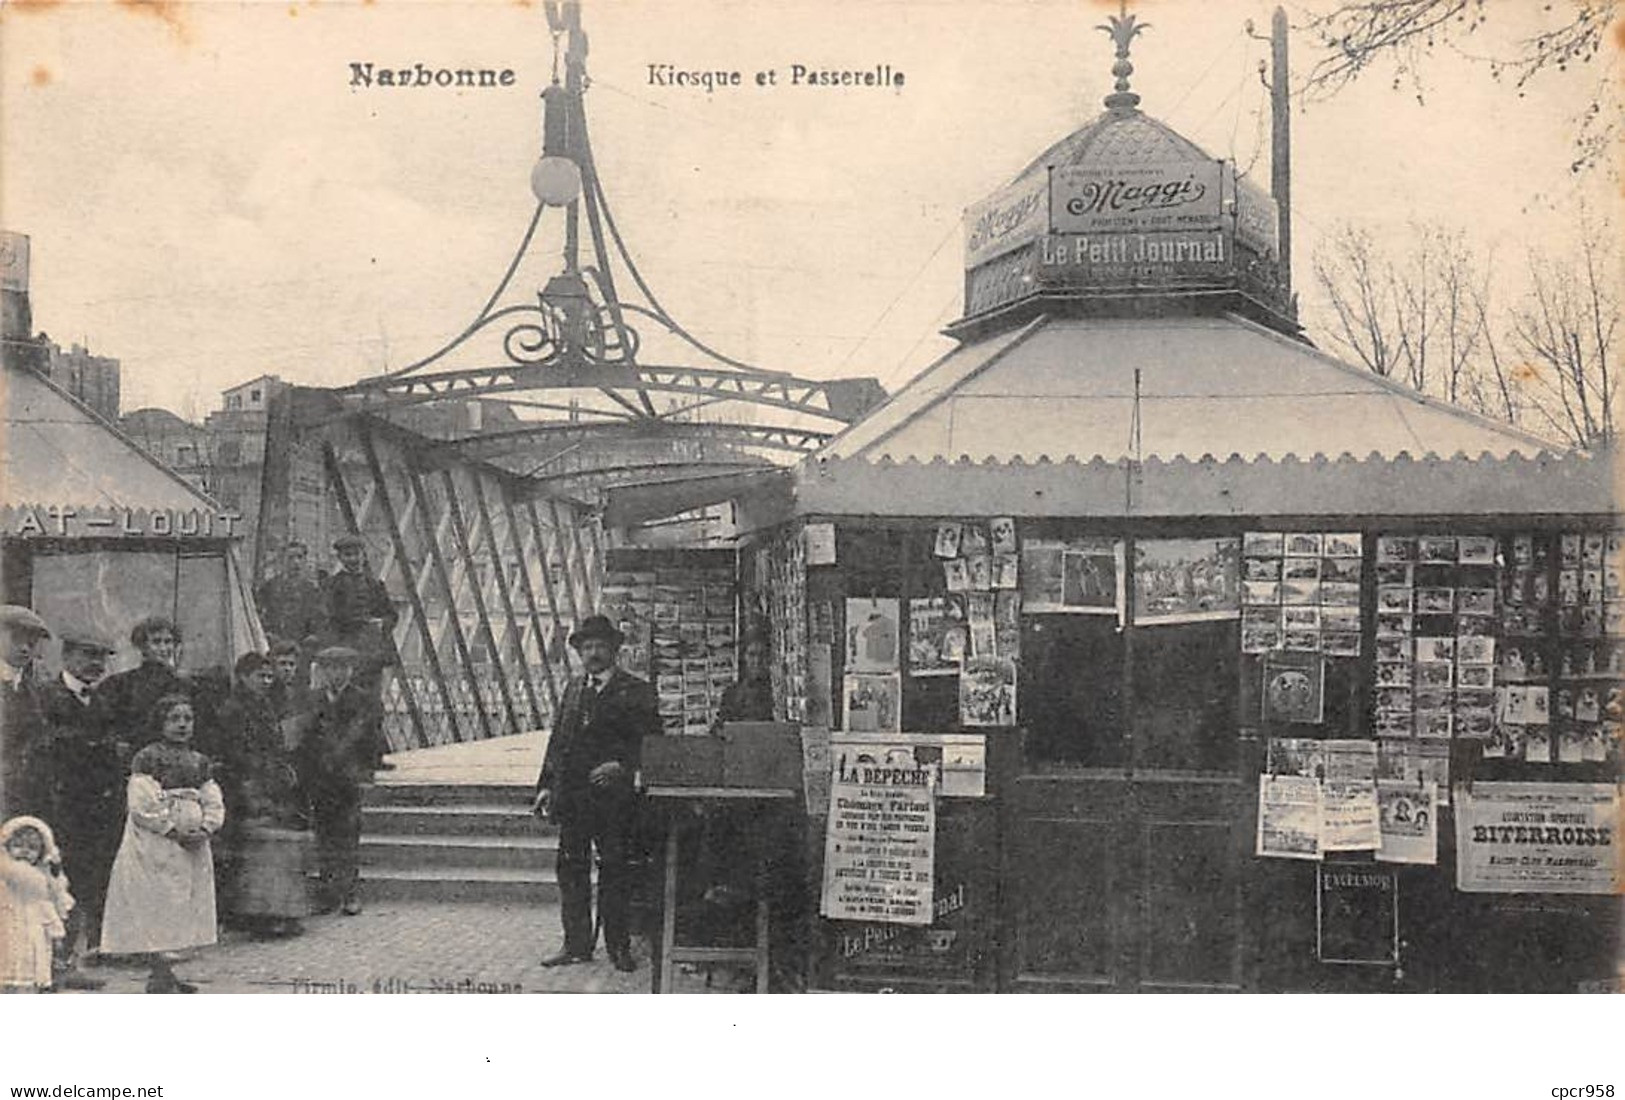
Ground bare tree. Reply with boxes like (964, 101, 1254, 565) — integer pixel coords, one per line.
(1312, 221, 1494, 400)
(1509, 223, 1618, 449)
(1298, 0, 1619, 174)
(1311, 215, 1619, 450)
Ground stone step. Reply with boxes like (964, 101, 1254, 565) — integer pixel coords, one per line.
(362, 803, 549, 837)
(358, 865, 560, 904)
(365, 782, 534, 808)
(360, 833, 557, 871)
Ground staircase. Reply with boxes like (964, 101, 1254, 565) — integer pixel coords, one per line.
(360, 782, 560, 904)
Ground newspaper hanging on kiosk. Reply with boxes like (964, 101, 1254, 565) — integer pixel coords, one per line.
(820, 749, 938, 925)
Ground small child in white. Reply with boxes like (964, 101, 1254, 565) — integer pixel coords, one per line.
(0, 816, 75, 993)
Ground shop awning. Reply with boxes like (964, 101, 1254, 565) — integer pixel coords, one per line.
(821, 314, 1559, 464)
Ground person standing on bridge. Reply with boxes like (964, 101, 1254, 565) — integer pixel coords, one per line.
(321, 535, 397, 770)
(533, 615, 659, 973)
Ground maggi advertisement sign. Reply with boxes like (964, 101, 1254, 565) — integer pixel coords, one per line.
(1051, 160, 1223, 234)
(963, 177, 1048, 269)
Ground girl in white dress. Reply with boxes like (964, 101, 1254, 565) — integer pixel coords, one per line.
(100, 694, 224, 993)
(0, 816, 74, 992)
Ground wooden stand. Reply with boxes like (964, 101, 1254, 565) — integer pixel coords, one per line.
(646, 787, 795, 994)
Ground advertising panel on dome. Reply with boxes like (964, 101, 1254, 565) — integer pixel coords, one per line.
(1050, 160, 1223, 234)
(1036, 230, 1230, 288)
(963, 176, 1049, 269)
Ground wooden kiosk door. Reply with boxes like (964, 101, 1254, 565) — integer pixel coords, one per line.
(1002, 616, 1248, 992)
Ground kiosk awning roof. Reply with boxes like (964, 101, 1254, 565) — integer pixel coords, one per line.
(2, 364, 221, 514)
(821, 314, 1558, 464)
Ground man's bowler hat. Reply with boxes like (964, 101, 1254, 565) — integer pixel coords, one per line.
(569, 615, 624, 650)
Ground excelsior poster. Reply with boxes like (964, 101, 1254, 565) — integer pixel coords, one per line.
(820, 756, 937, 925)
(1454, 782, 1620, 894)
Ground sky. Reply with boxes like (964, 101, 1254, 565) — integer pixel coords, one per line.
(0, 0, 1615, 420)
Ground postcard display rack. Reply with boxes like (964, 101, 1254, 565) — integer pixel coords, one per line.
(1247, 529, 1624, 973)
(599, 551, 739, 737)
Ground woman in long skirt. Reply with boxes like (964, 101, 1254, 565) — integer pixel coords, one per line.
(212, 653, 312, 936)
(100, 694, 224, 993)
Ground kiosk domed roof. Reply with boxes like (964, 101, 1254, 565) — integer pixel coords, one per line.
(1010, 106, 1216, 188)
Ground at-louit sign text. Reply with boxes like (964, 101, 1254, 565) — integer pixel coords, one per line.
(4, 504, 245, 540)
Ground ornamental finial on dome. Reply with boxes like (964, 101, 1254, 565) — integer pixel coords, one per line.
(1097, 0, 1149, 113)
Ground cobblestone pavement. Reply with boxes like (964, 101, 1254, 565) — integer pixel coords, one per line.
(69, 902, 657, 995)
(68, 902, 761, 995)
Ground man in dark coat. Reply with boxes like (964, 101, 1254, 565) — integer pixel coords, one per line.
(0, 605, 52, 821)
(38, 627, 120, 982)
(255, 540, 327, 645)
(533, 615, 660, 972)
(321, 534, 397, 768)
(295, 646, 379, 916)
(96, 616, 187, 753)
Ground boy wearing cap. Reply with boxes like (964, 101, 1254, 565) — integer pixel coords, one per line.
(322, 535, 397, 768)
(533, 614, 660, 972)
(40, 629, 120, 975)
(295, 646, 380, 916)
(0, 605, 52, 820)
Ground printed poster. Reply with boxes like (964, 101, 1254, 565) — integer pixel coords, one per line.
(1133, 537, 1241, 624)
(1376, 779, 1438, 865)
(1262, 651, 1325, 724)
(1455, 782, 1621, 894)
(842, 673, 901, 732)
(907, 597, 962, 677)
(830, 733, 987, 797)
(820, 759, 936, 925)
(1257, 774, 1323, 861)
(1021, 537, 1123, 617)
(1317, 865, 1399, 965)
(803, 522, 837, 566)
(846, 597, 900, 673)
(959, 656, 1017, 727)
(1322, 780, 1382, 852)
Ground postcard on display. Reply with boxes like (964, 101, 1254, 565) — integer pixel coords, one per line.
(907, 597, 962, 678)
(1284, 533, 1324, 557)
(1377, 537, 1417, 563)
(1377, 740, 1451, 806)
(1262, 652, 1325, 724)
(1418, 536, 1458, 564)
(846, 597, 901, 673)
(1133, 537, 1241, 624)
(1020, 539, 1066, 609)
(934, 522, 963, 559)
(1458, 536, 1497, 565)
(1241, 624, 1281, 654)
(1243, 531, 1285, 557)
(1267, 737, 1326, 780)
(1245, 557, 1282, 581)
(940, 735, 988, 798)
(1256, 775, 1323, 861)
(990, 516, 1017, 555)
(1323, 632, 1361, 658)
(842, 673, 902, 733)
(1322, 780, 1382, 852)
(1375, 780, 1438, 865)
(959, 656, 1017, 726)
(1500, 684, 1550, 725)
(944, 558, 970, 592)
(1321, 557, 1362, 584)
(967, 554, 993, 591)
(968, 622, 997, 660)
(1324, 533, 1363, 558)
(1455, 783, 1622, 894)
(1322, 739, 1379, 782)
(960, 523, 990, 557)
(1244, 580, 1282, 606)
